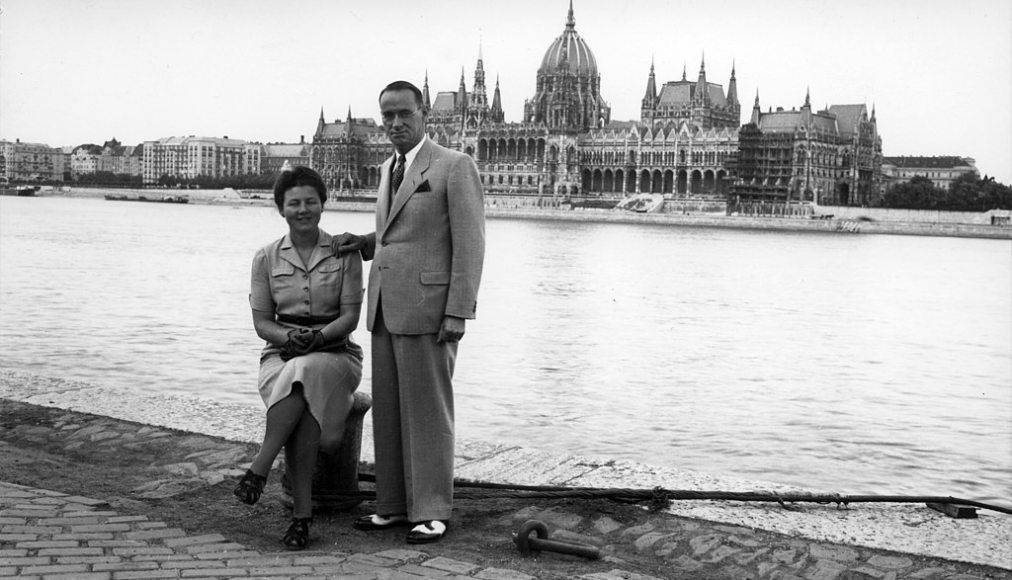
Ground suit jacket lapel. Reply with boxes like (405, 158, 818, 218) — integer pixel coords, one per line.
(387, 141, 432, 224)
(377, 156, 393, 236)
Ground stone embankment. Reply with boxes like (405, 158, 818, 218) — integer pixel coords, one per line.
(2, 368, 1010, 579)
(27, 187, 1012, 239)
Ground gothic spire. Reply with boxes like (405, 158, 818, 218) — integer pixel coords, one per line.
(750, 90, 761, 124)
(694, 54, 708, 104)
(727, 59, 738, 106)
(643, 59, 657, 102)
(316, 107, 326, 136)
(491, 75, 503, 122)
(803, 86, 811, 109)
(566, 0, 575, 29)
(423, 70, 431, 110)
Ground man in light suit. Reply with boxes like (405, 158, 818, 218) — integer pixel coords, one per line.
(335, 80, 485, 544)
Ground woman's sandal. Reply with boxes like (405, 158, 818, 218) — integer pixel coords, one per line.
(282, 517, 312, 550)
(232, 470, 267, 505)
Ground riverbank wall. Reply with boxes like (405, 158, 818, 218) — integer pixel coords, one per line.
(26, 187, 1012, 240)
(1, 367, 1009, 572)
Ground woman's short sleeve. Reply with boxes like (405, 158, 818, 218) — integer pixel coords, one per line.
(341, 251, 364, 305)
(249, 248, 275, 312)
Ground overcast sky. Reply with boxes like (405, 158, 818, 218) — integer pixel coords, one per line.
(2, 0, 1010, 183)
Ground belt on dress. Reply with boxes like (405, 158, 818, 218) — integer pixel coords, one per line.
(276, 313, 339, 326)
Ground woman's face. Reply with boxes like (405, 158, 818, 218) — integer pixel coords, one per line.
(281, 185, 322, 235)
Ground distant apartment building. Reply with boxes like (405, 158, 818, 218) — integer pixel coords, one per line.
(732, 91, 882, 206)
(0, 139, 64, 183)
(70, 144, 103, 175)
(245, 143, 262, 176)
(881, 156, 978, 190)
(69, 139, 143, 178)
(142, 135, 256, 184)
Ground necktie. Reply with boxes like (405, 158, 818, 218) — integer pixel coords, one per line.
(391, 154, 405, 196)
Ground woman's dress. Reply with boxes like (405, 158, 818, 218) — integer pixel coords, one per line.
(249, 229, 363, 433)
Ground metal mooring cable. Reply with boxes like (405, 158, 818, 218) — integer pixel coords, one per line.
(329, 473, 1011, 516)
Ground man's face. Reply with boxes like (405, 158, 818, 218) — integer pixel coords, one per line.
(380, 89, 425, 154)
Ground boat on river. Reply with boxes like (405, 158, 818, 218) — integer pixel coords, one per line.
(0, 185, 40, 197)
(104, 194, 189, 204)
(614, 193, 664, 213)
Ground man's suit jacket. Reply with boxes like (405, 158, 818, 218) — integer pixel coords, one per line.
(364, 138, 485, 335)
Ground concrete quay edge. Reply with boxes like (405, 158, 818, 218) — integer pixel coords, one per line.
(2, 367, 1009, 573)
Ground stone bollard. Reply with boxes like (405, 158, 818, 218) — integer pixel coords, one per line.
(280, 390, 372, 512)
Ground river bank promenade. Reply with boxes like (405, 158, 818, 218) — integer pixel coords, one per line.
(1, 368, 1009, 579)
(26, 187, 1012, 240)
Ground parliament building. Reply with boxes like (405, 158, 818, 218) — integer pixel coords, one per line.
(310, 2, 882, 207)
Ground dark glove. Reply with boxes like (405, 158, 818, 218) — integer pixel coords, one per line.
(291, 329, 327, 356)
(279, 328, 314, 361)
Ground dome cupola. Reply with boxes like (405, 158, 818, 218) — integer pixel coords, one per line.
(538, 1, 598, 77)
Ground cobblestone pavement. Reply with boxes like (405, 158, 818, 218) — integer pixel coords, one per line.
(2, 399, 1010, 579)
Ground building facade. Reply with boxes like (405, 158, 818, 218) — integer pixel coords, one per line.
(309, 3, 878, 206)
(881, 156, 978, 190)
(0, 139, 64, 183)
(141, 135, 258, 184)
(732, 91, 882, 206)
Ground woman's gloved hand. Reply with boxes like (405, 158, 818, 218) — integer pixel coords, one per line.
(280, 328, 327, 360)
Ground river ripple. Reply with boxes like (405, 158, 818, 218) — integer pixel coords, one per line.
(1, 195, 1009, 506)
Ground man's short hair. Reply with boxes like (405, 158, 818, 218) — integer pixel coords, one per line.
(379, 80, 424, 108)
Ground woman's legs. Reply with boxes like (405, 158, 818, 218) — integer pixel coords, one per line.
(249, 384, 308, 477)
(285, 409, 321, 519)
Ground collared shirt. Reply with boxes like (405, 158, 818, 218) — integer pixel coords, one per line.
(394, 135, 427, 178)
(249, 229, 363, 321)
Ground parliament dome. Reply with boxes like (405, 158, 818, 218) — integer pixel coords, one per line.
(538, 4, 598, 77)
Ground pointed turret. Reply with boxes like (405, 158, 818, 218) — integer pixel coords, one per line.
(803, 86, 811, 109)
(458, 67, 467, 113)
(345, 107, 353, 137)
(641, 59, 657, 124)
(423, 71, 431, 111)
(315, 107, 325, 137)
(750, 91, 761, 125)
(643, 59, 657, 102)
(694, 54, 709, 105)
(566, 0, 575, 29)
(682, 62, 687, 81)
(471, 41, 488, 111)
(727, 60, 738, 107)
(491, 75, 504, 122)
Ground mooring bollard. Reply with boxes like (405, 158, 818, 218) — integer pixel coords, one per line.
(281, 390, 372, 512)
(512, 520, 601, 560)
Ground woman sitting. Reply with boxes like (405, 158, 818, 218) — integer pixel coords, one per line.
(234, 165, 363, 550)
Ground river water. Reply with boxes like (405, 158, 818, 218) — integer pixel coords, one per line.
(1, 195, 1010, 506)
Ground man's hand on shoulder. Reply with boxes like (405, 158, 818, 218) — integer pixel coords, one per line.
(332, 233, 366, 256)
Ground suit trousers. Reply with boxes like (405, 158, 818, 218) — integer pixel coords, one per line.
(371, 304, 458, 522)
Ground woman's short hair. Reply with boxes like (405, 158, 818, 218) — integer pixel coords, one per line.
(272, 165, 327, 210)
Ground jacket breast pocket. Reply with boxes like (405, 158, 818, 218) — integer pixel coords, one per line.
(419, 271, 450, 285)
